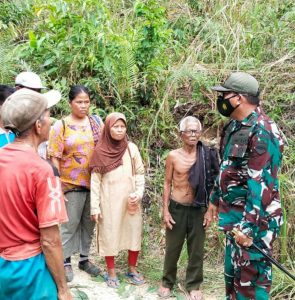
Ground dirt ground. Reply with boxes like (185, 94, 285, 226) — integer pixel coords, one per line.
(69, 253, 222, 300)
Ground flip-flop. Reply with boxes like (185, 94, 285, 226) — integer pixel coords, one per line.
(125, 272, 145, 285)
(103, 273, 120, 289)
(78, 261, 102, 277)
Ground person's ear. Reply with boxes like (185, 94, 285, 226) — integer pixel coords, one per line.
(238, 94, 247, 105)
(35, 119, 42, 134)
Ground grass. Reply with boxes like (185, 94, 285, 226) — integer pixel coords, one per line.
(271, 260, 295, 299)
(71, 289, 90, 300)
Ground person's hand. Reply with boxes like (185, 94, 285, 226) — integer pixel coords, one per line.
(58, 289, 72, 300)
(203, 210, 213, 229)
(163, 210, 175, 230)
(232, 229, 253, 247)
(211, 203, 218, 221)
(128, 193, 139, 204)
(127, 193, 140, 215)
(91, 214, 102, 223)
(204, 202, 218, 226)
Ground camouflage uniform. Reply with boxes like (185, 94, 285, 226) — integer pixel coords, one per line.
(210, 107, 284, 300)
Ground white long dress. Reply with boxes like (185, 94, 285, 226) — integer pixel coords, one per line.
(90, 142, 145, 256)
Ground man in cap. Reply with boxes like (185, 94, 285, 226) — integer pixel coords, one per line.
(15, 71, 60, 108)
(15, 71, 61, 158)
(0, 89, 72, 299)
(15, 71, 46, 92)
(207, 72, 284, 299)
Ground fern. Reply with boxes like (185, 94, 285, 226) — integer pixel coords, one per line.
(0, 39, 16, 83)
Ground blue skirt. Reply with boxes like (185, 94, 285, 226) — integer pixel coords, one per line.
(0, 252, 58, 300)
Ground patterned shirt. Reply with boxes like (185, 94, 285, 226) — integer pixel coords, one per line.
(210, 107, 284, 248)
(48, 116, 101, 192)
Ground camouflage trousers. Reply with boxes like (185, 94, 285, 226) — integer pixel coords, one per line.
(224, 237, 272, 300)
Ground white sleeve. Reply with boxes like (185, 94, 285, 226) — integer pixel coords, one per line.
(90, 172, 102, 215)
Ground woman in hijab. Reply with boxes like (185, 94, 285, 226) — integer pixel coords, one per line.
(90, 112, 145, 289)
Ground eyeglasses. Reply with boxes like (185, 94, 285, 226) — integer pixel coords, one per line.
(181, 130, 202, 136)
(223, 94, 239, 100)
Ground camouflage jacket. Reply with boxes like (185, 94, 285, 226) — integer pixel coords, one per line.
(210, 107, 284, 248)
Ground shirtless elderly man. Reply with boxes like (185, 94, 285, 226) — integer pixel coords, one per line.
(158, 116, 218, 300)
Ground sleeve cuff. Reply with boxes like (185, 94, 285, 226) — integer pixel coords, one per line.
(236, 223, 254, 238)
(91, 208, 101, 215)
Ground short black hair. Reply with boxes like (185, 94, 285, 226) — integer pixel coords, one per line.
(69, 85, 90, 102)
(244, 92, 260, 105)
(16, 85, 42, 93)
(0, 85, 15, 105)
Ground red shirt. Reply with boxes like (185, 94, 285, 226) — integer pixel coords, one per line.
(0, 144, 68, 261)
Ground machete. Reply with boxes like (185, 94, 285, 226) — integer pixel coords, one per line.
(230, 229, 295, 281)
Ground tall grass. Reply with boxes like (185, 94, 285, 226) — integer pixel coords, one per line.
(271, 260, 295, 299)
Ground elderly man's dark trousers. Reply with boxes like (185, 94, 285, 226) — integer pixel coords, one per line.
(162, 199, 206, 291)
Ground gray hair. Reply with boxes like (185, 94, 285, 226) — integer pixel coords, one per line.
(179, 116, 202, 131)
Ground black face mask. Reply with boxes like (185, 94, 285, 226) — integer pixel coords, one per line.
(217, 94, 240, 117)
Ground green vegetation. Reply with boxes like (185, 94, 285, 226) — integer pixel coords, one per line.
(1, 0, 294, 297)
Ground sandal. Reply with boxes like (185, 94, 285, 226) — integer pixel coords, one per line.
(125, 272, 145, 285)
(103, 273, 120, 289)
(78, 261, 101, 277)
(64, 265, 74, 282)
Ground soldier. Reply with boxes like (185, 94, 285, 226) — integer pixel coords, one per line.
(207, 72, 284, 299)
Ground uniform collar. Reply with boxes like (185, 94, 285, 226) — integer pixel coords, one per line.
(240, 106, 261, 127)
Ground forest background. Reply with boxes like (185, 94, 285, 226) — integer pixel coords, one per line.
(0, 0, 294, 298)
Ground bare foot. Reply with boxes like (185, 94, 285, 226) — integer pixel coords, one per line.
(157, 285, 171, 298)
(189, 290, 204, 300)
